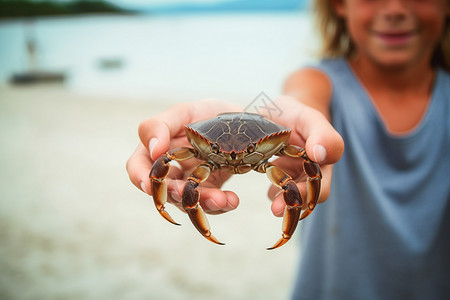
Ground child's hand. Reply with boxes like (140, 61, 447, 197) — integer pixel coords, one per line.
(264, 96, 344, 217)
(126, 100, 242, 214)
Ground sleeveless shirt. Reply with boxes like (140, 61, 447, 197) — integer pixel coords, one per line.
(291, 58, 450, 300)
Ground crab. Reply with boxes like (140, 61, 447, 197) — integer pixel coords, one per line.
(149, 112, 322, 249)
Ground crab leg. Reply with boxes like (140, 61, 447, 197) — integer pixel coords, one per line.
(264, 163, 303, 250)
(281, 145, 322, 220)
(182, 163, 224, 245)
(300, 160, 322, 220)
(149, 147, 197, 225)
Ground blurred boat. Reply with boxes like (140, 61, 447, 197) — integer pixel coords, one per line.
(10, 71, 66, 85)
(9, 20, 66, 85)
(98, 58, 124, 70)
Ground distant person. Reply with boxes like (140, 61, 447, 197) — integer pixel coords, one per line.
(127, 0, 450, 298)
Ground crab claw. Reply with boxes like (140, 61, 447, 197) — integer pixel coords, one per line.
(183, 179, 225, 246)
(299, 159, 322, 220)
(151, 177, 180, 226)
(186, 203, 225, 245)
(267, 181, 302, 250)
(149, 148, 197, 226)
(150, 154, 180, 225)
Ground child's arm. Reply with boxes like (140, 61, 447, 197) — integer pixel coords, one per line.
(283, 68, 333, 120)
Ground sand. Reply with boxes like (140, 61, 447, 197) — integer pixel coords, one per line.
(0, 84, 300, 300)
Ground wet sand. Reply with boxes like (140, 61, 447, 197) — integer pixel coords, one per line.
(0, 85, 299, 300)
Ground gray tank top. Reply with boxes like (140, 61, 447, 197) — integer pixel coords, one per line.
(291, 58, 450, 299)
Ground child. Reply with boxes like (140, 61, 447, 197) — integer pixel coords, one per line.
(284, 0, 450, 298)
(127, 0, 450, 298)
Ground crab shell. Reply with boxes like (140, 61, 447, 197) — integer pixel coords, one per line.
(184, 112, 291, 174)
(149, 112, 322, 249)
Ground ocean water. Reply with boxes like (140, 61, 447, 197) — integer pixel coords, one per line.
(0, 12, 319, 102)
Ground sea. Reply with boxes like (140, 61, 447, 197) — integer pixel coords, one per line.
(0, 12, 319, 102)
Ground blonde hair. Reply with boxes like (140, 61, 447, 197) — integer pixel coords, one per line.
(313, 0, 450, 71)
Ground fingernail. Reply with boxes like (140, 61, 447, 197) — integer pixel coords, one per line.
(313, 144, 326, 163)
(170, 191, 182, 202)
(140, 181, 147, 194)
(149, 138, 159, 160)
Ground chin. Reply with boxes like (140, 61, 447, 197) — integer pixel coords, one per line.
(372, 52, 420, 70)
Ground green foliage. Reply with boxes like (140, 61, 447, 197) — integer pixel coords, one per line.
(0, 0, 135, 18)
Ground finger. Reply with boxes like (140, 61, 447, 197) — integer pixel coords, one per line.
(272, 96, 344, 165)
(167, 180, 240, 214)
(138, 101, 242, 160)
(201, 189, 240, 214)
(297, 107, 344, 165)
(138, 110, 189, 161)
(126, 143, 153, 194)
(270, 189, 285, 217)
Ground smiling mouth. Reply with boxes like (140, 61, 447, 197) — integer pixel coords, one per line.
(374, 31, 416, 45)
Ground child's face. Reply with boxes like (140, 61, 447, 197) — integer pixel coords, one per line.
(334, 0, 450, 68)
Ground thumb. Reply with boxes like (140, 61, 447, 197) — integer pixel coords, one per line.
(138, 118, 172, 161)
(294, 104, 344, 165)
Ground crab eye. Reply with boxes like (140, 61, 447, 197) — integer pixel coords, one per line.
(211, 143, 220, 154)
(247, 143, 256, 153)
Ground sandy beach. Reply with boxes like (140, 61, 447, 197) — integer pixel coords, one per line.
(0, 84, 300, 300)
